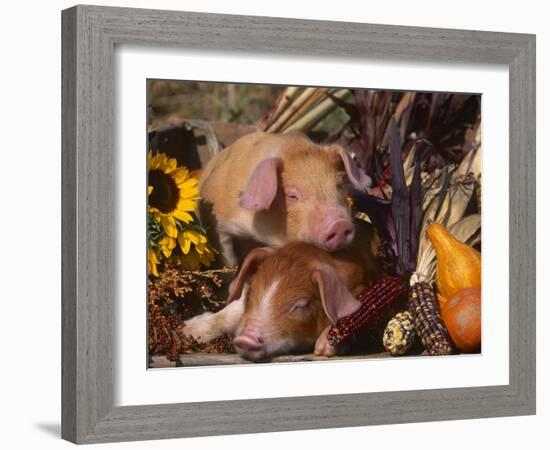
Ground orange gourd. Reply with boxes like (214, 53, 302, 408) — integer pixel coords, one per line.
(427, 223, 481, 303)
(441, 287, 481, 353)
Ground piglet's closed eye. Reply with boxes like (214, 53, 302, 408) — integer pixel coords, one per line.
(311, 263, 362, 325)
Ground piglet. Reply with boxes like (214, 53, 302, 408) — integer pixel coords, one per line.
(198, 131, 371, 266)
(183, 222, 382, 361)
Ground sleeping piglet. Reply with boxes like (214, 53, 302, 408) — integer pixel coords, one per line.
(183, 222, 382, 361)
(198, 131, 371, 266)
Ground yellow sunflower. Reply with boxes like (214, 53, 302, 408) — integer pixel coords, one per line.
(148, 152, 200, 237)
(147, 151, 217, 275)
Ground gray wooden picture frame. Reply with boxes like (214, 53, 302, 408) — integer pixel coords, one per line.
(61, 4, 536, 444)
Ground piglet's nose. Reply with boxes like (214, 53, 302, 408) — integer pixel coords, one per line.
(323, 219, 354, 251)
(233, 331, 264, 352)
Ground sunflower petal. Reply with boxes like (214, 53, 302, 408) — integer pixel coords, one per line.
(184, 230, 200, 245)
(164, 157, 178, 173)
(159, 235, 176, 258)
(179, 186, 200, 199)
(150, 153, 166, 170)
(176, 199, 198, 213)
(177, 233, 192, 255)
(171, 168, 191, 184)
(148, 249, 159, 276)
(172, 209, 193, 223)
(161, 215, 178, 238)
(177, 177, 198, 189)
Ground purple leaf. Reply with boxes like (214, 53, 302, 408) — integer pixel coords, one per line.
(389, 118, 413, 275)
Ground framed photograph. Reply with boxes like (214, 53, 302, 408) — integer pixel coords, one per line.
(62, 5, 536, 444)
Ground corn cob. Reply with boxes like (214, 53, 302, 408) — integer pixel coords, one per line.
(383, 311, 416, 355)
(408, 273, 454, 355)
(327, 275, 406, 347)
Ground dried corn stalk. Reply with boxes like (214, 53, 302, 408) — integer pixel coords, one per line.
(257, 86, 300, 130)
(260, 86, 351, 135)
(284, 89, 350, 133)
(282, 88, 329, 129)
(266, 87, 318, 132)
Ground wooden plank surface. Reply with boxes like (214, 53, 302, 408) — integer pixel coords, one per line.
(149, 351, 427, 368)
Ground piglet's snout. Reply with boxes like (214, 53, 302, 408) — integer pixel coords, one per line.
(233, 330, 268, 362)
(322, 218, 354, 251)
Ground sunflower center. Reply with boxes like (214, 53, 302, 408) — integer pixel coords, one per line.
(148, 169, 180, 213)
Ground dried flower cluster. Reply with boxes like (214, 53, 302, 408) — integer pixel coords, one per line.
(148, 258, 236, 360)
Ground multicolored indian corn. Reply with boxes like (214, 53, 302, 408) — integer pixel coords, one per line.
(407, 279, 454, 355)
(383, 311, 416, 355)
(327, 275, 406, 347)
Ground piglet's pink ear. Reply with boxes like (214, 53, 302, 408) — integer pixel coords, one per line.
(311, 263, 361, 325)
(330, 145, 371, 192)
(227, 247, 275, 303)
(238, 158, 282, 210)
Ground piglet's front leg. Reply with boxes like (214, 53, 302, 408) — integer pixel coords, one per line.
(218, 230, 239, 268)
(314, 326, 350, 357)
(183, 297, 244, 343)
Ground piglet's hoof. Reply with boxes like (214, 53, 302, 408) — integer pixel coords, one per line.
(314, 327, 337, 356)
(183, 312, 215, 343)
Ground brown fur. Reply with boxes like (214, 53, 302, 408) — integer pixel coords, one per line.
(183, 222, 383, 360)
(234, 221, 382, 359)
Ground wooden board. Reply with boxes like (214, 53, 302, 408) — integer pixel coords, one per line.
(149, 351, 410, 368)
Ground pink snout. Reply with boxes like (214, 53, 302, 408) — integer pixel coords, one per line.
(322, 219, 354, 251)
(233, 330, 269, 362)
